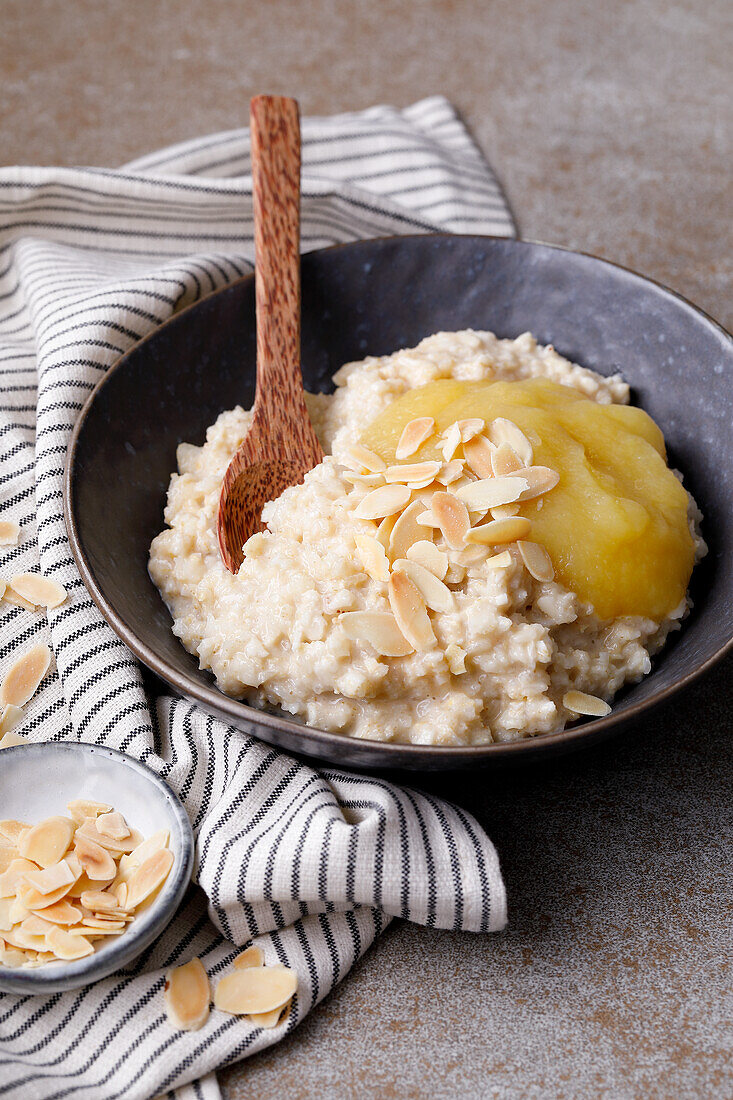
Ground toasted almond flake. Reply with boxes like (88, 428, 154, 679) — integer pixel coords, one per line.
(444, 643, 468, 675)
(46, 925, 94, 959)
(66, 799, 112, 826)
(214, 965, 298, 1016)
(0, 848, 19, 875)
(491, 442, 524, 477)
(66, 872, 114, 898)
(490, 503, 520, 520)
(456, 418, 485, 443)
(0, 644, 52, 707)
(125, 848, 174, 910)
(455, 476, 527, 513)
(0, 898, 12, 932)
(8, 925, 46, 951)
(463, 434, 495, 479)
(384, 461, 441, 485)
(75, 819, 142, 854)
(3, 588, 38, 611)
(19, 816, 74, 869)
(395, 417, 435, 460)
(388, 572, 435, 651)
(374, 512, 398, 551)
(388, 500, 428, 561)
(96, 811, 130, 841)
(484, 551, 514, 570)
(354, 483, 410, 521)
(0, 820, 29, 845)
(0, 945, 27, 967)
(93, 909, 133, 922)
(75, 915, 126, 930)
(21, 879, 78, 911)
(342, 443, 386, 474)
(444, 562, 466, 584)
(406, 540, 448, 580)
(0, 859, 39, 899)
(115, 882, 128, 908)
(22, 860, 75, 897)
(431, 492, 470, 549)
(9, 574, 67, 610)
(30, 900, 81, 925)
(0, 520, 21, 547)
(20, 913, 54, 937)
(440, 422, 462, 462)
(123, 829, 170, 873)
(510, 465, 560, 500)
(487, 418, 533, 466)
(406, 476, 439, 492)
(563, 690, 612, 717)
(342, 471, 385, 488)
(467, 516, 532, 545)
(234, 945, 265, 969)
(517, 540, 555, 582)
(74, 834, 117, 881)
(435, 459, 465, 486)
(81, 890, 120, 913)
(354, 534, 390, 583)
(0, 705, 24, 738)
(249, 1005, 288, 1029)
(415, 509, 440, 528)
(165, 957, 211, 1031)
(340, 611, 413, 657)
(392, 560, 454, 613)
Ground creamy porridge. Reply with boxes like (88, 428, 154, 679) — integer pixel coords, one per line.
(149, 331, 704, 745)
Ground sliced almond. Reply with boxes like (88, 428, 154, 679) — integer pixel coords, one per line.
(342, 443, 386, 474)
(463, 434, 495, 478)
(491, 442, 524, 477)
(115, 882, 128, 908)
(0, 520, 21, 547)
(0, 944, 28, 967)
(125, 848, 174, 910)
(340, 611, 413, 657)
(46, 925, 94, 959)
(354, 483, 410, 521)
(0, 644, 52, 707)
(0, 847, 19, 875)
(343, 471, 384, 488)
(456, 418, 485, 443)
(392, 560, 454, 613)
(388, 572, 435, 651)
(467, 517, 532, 545)
(214, 965, 298, 1016)
(0, 705, 24, 738)
(484, 550, 514, 570)
(440, 422, 462, 462)
(455, 476, 527, 513)
(19, 913, 54, 938)
(165, 956, 211, 1031)
(81, 890, 120, 913)
(96, 811, 130, 841)
(20, 879, 78, 911)
(7, 925, 45, 951)
(395, 417, 435, 460)
(30, 900, 82, 925)
(435, 459, 464, 486)
(121, 829, 170, 875)
(75, 819, 142, 853)
(74, 834, 117, 881)
(490, 503, 520, 521)
(2, 589, 37, 611)
(74, 915, 125, 930)
(19, 816, 74, 868)
(354, 534, 390, 583)
(517, 540, 555, 582)
(66, 872, 114, 898)
(374, 513, 397, 552)
(509, 465, 560, 500)
(234, 945, 265, 969)
(563, 690, 612, 717)
(67, 799, 112, 826)
(0, 820, 30, 845)
(9, 574, 67, 610)
(0, 858, 39, 899)
(384, 461, 441, 485)
(487, 417, 533, 466)
(388, 500, 428, 561)
(431, 492, 470, 550)
(0, 897, 13, 932)
(444, 643, 468, 675)
(249, 1005, 288, 1029)
(22, 859, 75, 897)
(406, 540, 448, 580)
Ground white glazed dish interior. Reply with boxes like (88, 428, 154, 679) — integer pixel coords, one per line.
(0, 742, 194, 995)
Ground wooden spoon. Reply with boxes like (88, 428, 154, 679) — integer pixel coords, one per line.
(217, 95, 323, 573)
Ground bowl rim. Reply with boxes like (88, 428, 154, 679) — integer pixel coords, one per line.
(0, 741, 194, 992)
(63, 233, 733, 765)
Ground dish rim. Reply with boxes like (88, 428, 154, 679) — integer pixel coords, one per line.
(63, 233, 733, 765)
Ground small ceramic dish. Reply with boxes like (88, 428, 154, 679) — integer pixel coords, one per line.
(0, 742, 194, 995)
(64, 235, 733, 771)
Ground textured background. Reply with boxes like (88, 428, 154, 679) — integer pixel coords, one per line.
(1, 0, 731, 1096)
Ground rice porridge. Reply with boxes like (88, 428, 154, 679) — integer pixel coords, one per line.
(148, 330, 704, 745)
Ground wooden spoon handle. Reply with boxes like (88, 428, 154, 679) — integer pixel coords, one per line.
(250, 95, 306, 438)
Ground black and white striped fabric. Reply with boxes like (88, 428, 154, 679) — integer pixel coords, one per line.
(0, 97, 513, 1100)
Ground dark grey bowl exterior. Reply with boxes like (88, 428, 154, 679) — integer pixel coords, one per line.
(64, 236, 733, 770)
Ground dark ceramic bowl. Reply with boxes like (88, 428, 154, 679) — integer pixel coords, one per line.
(64, 236, 733, 770)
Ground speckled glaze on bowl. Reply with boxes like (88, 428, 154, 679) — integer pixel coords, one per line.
(0, 742, 194, 994)
(64, 236, 733, 770)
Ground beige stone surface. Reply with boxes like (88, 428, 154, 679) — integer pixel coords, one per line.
(1, 0, 730, 1096)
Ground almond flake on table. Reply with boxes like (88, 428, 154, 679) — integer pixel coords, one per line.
(9, 573, 67, 609)
(214, 964, 298, 1016)
(165, 957, 211, 1031)
(0, 520, 21, 546)
(0, 643, 52, 707)
(0, 706, 24, 739)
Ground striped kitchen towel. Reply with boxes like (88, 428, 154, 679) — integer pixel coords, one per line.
(0, 96, 513, 1100)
